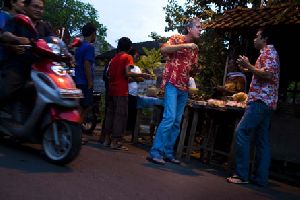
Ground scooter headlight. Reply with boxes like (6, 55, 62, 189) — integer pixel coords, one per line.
(51, 65, 67, 76)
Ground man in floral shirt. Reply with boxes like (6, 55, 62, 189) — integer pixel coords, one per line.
(227, 28, 280, 186)
(147, 17, 202, 165)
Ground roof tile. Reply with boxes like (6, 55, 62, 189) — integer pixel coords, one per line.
(205, 4, 300, 30)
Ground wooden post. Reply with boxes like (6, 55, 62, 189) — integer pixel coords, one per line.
(185, 110, 199, 162)
(176, 107, 190, 159)
(133, 109, 142, 144)
(223, 55, 229, 86)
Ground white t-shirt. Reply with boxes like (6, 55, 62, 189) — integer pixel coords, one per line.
(188, 77, 197, 89)
(128, 65, 142, 96)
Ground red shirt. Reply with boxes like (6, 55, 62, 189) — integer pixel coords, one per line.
(108, 52, 134, 96)
(161, 35, 199, 91)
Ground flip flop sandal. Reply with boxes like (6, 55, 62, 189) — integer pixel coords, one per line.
(81, 137, 89, 145)
(110, 144, 129, 151)
(227, 175, 249, 184)
(146, 156, 166, 165)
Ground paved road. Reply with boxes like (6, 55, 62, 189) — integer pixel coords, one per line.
(0, 137, 299, 200)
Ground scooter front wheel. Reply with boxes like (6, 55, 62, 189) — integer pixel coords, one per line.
(42, 120, 81, 165)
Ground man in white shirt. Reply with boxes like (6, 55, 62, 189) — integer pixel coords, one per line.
(126, 64, 143, 136)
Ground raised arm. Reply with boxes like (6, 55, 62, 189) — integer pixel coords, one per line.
(237, 55, 273, 80)
(161, 43, 198, 54)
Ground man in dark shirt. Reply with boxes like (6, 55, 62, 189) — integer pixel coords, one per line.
(0, 0, 30, 105)
(74, 22, 96, 123)
(23, 0, 54, 38)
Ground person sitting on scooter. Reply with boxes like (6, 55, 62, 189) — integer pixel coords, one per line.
(23, 0, 54, 38)
(0, 0, 28, 43)
(0, 0, 31, 107)
(0, 0, 55, 107)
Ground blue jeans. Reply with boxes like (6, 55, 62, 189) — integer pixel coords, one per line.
(235, 101, 272, 186)
(149, 83, 188, 159)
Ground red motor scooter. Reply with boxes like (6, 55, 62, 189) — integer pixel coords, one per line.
(0, 14, 83, 165)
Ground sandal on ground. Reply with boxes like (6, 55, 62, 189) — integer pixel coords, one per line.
(146, 156, 166, 165)
(227, 175, 249, 184)
(110, 143, 129, 151)
(164, 157, 181, 164)
(81, 137, 89, 145)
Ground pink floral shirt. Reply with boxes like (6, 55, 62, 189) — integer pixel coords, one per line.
(248, 45, 280, 110)
(161, 35, 199, 91)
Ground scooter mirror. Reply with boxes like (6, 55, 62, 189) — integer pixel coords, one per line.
(35, 39, 54, 55)
(69, 37, 81, 48)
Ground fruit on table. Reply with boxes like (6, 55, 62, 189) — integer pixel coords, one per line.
(232, 92, 248, 102)
(188, 88, 199, 95)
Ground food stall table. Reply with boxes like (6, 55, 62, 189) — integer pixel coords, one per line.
(176, 100, 245, 164)
(132, 96, 164, 144)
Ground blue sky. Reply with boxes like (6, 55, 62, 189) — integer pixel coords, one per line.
(81, 0, 185, 47)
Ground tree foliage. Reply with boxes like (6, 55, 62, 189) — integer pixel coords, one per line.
(44, 0, 108, 50)
(148, 32, 168, 43)
(136, 48, 162, 76)
(164, 0, 254, 33)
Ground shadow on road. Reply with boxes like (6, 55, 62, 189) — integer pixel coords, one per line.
(0, 138, 74, 173)
(143, 161, 204, 177)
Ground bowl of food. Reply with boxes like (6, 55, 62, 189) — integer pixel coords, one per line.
(232, 92, 248, 102)
(188, 88, 199, 95)
(146, 87, 158, 97)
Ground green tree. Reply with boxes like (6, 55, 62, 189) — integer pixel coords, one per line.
(136, 48, 162, 76)
(148, 32, 168, 43)
(164, 0, 253, 33)
(44, 0, 108, 51)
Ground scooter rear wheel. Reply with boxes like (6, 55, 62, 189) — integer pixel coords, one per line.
(42, 120, 81, 165)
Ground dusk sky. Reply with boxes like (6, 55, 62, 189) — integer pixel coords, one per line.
(81, 0, 185, 46)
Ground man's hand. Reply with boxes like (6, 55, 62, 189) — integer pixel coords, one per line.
(1, 32, 31, 44)
(237, 55, 252, 72)
(237, 55, 272, 80)
(161, 43, 198, 54)
(16, 37, 31, 45)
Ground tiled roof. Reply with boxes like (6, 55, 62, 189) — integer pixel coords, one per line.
(205, 3, 300, 30)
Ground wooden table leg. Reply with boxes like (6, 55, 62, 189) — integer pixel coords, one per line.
(185, 110, 198, 162)
(176, 107, 190, 159)
(133, 109, 142, 144)
(199, 117, 214, 163)
(208, 122, 219, 162)
(228, 119, 240, 168)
